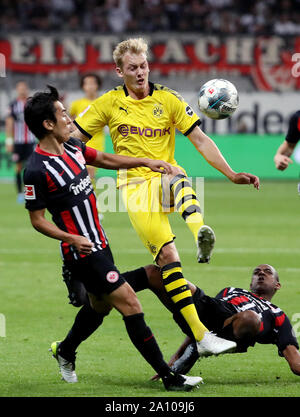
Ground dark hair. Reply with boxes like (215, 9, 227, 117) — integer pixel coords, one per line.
(80, 73, 102, 89)
(24, 85, 59, 140)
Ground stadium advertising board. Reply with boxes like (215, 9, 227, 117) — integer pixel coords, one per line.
(1, 34, 300, 92)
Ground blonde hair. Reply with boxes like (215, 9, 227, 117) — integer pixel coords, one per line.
(113, 38, 148, 68)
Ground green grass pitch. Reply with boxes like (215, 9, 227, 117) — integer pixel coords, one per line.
(0, 180, 300, 397)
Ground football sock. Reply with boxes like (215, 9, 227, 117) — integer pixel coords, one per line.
(59, 304, 105, 357)
(161, 262, 208, 341)
(123, 313, 171, 377)
(16, 171, 22, 194)
(170, 174, 204, 243)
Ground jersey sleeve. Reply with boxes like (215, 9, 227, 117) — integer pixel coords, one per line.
(285, 111, 300, 144)
(24, 168, 48, 211)
(74, 95, 108, 139)
(167, 90, 201, 136)
(275, 313, 299, 356)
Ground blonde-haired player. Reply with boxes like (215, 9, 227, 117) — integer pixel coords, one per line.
(73, 38, 259, 357)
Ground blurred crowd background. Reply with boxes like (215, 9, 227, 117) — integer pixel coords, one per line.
(1, 0, 300, 35)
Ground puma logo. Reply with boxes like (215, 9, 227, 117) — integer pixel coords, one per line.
(119, 106, 128, 114)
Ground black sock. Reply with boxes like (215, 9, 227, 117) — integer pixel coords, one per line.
(59, 304, 105, 358)
(16, 172, 22, 193)
(123, 313, 171, 378)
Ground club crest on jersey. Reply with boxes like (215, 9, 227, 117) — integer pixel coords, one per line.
(153, 104, 163, 118)
(106, 271, 119, 283)
(24, 184, 36, 200)
(75, 150, 86, 165)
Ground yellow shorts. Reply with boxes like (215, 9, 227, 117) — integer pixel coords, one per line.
(121, 176, 175, 260)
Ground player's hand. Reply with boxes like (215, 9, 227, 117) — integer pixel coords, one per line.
(231, 172, 260, 190)
(145, 159, 175, 174)
(68, 235, 94, 255)
(274, 154, 293, 171)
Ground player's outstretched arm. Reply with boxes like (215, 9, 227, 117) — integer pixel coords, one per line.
(29, 209, 94, 255)
(188, 126, 260, 189)
(283, 345, 300, 376)
(274, 140, 295, 171)
(92, 151, 179, 175)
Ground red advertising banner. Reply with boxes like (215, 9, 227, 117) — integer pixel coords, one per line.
(1, 34, 300, 91)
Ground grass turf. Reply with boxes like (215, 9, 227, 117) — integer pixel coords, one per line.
(0, 180, 300, 397)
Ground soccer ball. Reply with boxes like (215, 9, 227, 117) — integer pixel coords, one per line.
(198, 79, 239, 120)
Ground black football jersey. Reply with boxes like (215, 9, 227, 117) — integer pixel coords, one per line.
(216, 287, 299, 354)
(24, 138, 108, 261)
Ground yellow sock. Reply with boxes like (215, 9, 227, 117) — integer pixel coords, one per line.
(161, 262, 208, 341)
(170, 175, 204, 243)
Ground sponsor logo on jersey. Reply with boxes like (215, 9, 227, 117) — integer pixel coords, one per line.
(69, 175, 92, 195)
(24, 184, 36, 200)
(117, 124, 171, 138)
(106, 271, 119, 283)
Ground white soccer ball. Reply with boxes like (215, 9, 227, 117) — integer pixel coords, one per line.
(198, 79, 239, 120)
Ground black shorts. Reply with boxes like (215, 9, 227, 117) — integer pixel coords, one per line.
(63, 246, 149, 306)
(13, 143, 35, 163)
(64, 247, 126, 298)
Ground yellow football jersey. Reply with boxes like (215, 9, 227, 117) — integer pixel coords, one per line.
(74, 82, 200, 185)
(70, 97, 105, 152)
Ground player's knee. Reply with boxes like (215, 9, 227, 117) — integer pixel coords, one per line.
(157, 242, 180, 266)
(144, 264, 163, 290)
(119, 284, 143, 315)
(234, 311, 261, 339)
(124, 295, 142, 315)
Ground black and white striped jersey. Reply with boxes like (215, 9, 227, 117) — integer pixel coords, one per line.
(216, 287, 299, 353)
(24, 137, 107, 261)
(9, 99, 36, 145)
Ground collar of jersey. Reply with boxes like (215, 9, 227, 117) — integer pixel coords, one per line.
(35, 144, 65, 157)
(123, 81, 154, 97)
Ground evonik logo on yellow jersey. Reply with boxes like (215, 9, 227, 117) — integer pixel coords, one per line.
(118, 124, 171, 138)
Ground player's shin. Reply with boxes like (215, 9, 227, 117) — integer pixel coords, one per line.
(123, 312, 171, 377)
(170, 174, 204, 243)
(58, 304, 106, 357)
(161, 262, 208, 341)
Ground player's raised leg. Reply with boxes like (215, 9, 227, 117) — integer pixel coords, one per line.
(169, 174, 215, 263)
